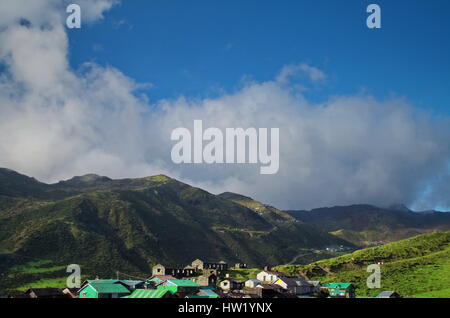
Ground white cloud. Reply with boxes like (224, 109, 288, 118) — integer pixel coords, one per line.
(0, 1, 449, 211)
(153, 82, 450, 210)
(276, 63, 326, 84)
(0, 0, 118, 28)
(75, 0, 119, 22)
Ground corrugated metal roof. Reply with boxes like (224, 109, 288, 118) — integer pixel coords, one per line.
(120, 280, 144, 287)
(198, 288, 219, 298)
(121, 280, 144, 284)
(376, 291, 399, 298)
(278, 277, 312, 287)
(322, 283, 353, 289)
(165, 279, 200, 287)
(257, 284, 280, 290)
(127, 289, 170, 298)
(86, 280, 131, 294)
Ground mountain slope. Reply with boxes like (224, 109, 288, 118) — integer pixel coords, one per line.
(0, 168, 50, 198)
(275, 231, 450, 298)
(0, 168, 350, 292)
(286, 205, 450, 246)
(218, 192, 294, 223)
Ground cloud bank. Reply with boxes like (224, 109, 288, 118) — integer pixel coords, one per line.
(0, 0, 449, 210)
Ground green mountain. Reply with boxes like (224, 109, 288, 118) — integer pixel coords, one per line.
(0, 168, 51, 199)
(218, 192, 294, 223)
(286, 205, 450, 246)
(0, 168, 350, 293)
(275, 231, 450, 298)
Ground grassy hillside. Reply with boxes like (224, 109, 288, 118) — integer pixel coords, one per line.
(0, 168, 350, 294)
(275, 231, 450, 298)
(218, 192, 293, 223)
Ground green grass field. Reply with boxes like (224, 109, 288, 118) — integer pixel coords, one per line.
(1, 260, 72, 293)
(12, 260, 66, 274)
(275, 231, 450, 298)
(227, 268, 261, 281)
(15, 277, 69, 291)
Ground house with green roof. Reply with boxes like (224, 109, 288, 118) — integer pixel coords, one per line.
(158, 279, 201, 294)
(120, 280, 146, 290)
(321, 283, 355, 298)
(126, 288, 173, 299)
(180, 287, 220, 298)
(78, 280, 132, 298)
(147, 275, 176, 285)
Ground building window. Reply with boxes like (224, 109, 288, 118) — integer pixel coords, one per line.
(82, 292, 87, 298)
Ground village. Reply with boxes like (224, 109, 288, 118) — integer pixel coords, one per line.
(13, 259, 402, 299)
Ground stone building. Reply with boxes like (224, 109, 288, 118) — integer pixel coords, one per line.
(192, 269, 218, 287)
(151, 264, 196, 278)
(190, 259, 228, 271)
(152, 259, 228, 279)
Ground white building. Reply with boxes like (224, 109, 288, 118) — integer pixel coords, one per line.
(256, 269, 286, 283)
(244, 279, 261, 288)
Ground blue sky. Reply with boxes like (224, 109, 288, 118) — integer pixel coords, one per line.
(1, 0, 450, 210)
(69, 0, 450, 115)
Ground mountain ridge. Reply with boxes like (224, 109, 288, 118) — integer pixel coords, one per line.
(286, 204, 450, 246)
(0, 168, 351, 292)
